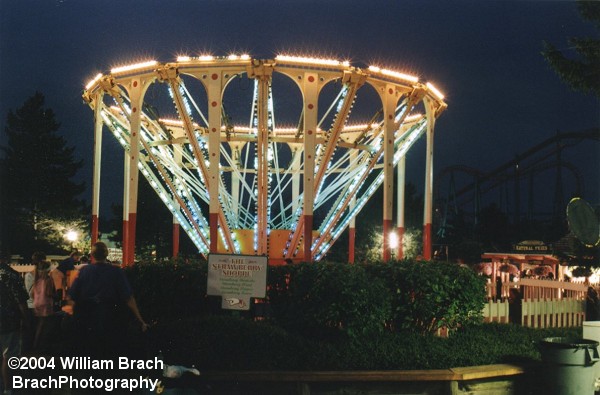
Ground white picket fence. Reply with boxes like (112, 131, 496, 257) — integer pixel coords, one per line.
(483, 300, 510, 324)
(483, 298, 586, 327)
(483, 279, 588, 327)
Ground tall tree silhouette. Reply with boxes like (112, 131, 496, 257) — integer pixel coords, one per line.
(1, 92, 85, 255)
(543, 1, 600, 97)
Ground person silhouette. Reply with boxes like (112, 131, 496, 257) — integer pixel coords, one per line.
(68, 242, 148, 359)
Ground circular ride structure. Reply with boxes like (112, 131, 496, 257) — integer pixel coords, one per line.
(83, 54, 447, 264)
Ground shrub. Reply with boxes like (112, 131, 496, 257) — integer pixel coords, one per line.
(128, 258, 486, 337)
(149, 317, 582, 370)
(447, 323, 581, 367)
(125, 258, 215, 323)
(124, 258, 580, 371)
(365, 260, 487, 334)
(148, 315, 320, 370)
(267, 262, 392, 340)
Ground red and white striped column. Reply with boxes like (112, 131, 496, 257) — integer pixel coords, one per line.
(302, 72, 319, 263)
(91, 92, 103, 246)
(382, 84, 398, 262)
(124, 78, 143, 265)
(396, 156, 406, 260)
(172, 148, 182, 258)
(422, 99, 436, 260)
(207, 73, 223, 254)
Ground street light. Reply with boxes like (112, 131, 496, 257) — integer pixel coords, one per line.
(389, 232, 399, 260)
(65, 230, 78, 249)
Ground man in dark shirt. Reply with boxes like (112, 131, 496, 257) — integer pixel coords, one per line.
(68, 242, 148, 359)
(57, 251, 81, 275)
(0, 252, 28, 394)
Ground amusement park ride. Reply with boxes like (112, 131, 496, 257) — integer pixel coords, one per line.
(82, 54, 447, 265)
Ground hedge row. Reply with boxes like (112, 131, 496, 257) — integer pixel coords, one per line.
(147, 316, 580, 370)
(125, 259, 579, 371)
(126, 259, 487, 338)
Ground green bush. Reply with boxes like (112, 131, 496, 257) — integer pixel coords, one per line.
(365, 260, 487, 334)
(124, 258, 580, 370)
(149, 317, 582, 370)
(127, 258, 486, 337)
(267, 262, 391, 340)
(125, 258, 215, 323)
(149, 315, 323, 370)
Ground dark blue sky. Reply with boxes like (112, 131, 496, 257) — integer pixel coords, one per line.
(1, 0, 598, 219)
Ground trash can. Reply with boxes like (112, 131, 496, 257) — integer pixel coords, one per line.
(539, 337, 599, 395)
(583, 321, 600, 389)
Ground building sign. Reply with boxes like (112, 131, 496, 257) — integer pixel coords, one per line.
(512, 240, 552, 253)
(207, 254, 267, 310)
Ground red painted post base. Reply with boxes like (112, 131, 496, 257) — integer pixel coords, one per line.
(303, 215, 313, 263)
(423, 223, 432, 261)
(126, 212, 137, 266)
(348, 227, 356, 264)
(173, 223, 180, 258)
(121, 219, 129, 266)
(91, 215, 99, 245)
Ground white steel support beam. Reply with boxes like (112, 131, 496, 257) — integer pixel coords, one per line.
(396, 156, 406, 260)
(314, 73, 363, 192)
(173, 147, 182, 258)
(302, 72, 319, 262)
(348, 149, 358, 263)
(348, 195, 356, 264)
(286, 71, 319, 261)
(206, 73, 223, 253)
(122, 147, 130, 265)
(232, 171, 240, 224)
(382, 84, 400, 262)
(247, 61, 275, 255)
(256, 73, 271, 255)
(231, 145, 241, 225)
(164, 77, 211, 187)
(124, 77, 143, 265)
(278, 66, 342, 262)
(91, 92, 103, 246)
(139, 136, 209, 249)
(291, 149, 301, 215)
(165, 72, 235, 253)
(423, 97, 436, 260)
(312, 140, 386, 255)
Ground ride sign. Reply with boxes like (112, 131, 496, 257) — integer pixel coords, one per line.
(207, 254, 267, 310)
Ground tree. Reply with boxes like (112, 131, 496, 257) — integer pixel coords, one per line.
(0, 92, 85, 256)
(542, 1, 600, 97)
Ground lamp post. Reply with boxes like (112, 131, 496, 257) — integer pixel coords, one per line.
(389, 232, 399, 261)
(65, 230, 78, 250)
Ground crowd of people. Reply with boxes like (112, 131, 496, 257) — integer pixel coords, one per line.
(0, 242, 149, 395)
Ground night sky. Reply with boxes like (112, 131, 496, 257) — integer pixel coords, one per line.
(1, 0, 598, 221)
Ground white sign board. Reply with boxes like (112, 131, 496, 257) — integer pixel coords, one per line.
(207, 254, 268, 310)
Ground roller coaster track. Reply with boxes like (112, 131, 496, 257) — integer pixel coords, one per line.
(435, 128, 600, 214)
